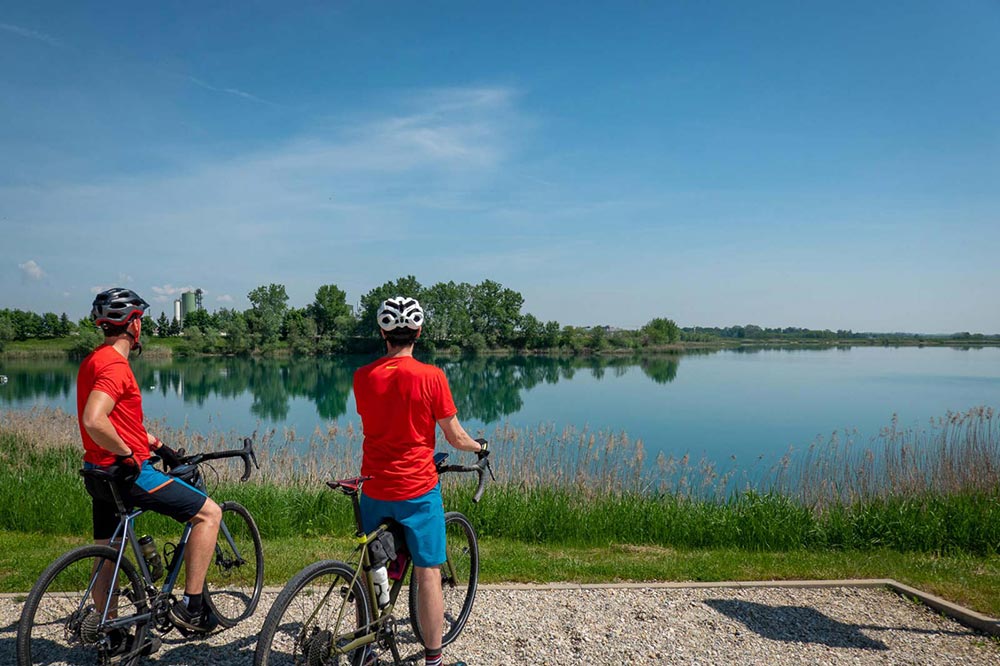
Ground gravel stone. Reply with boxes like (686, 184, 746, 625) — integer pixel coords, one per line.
(3, 585, 998, 665)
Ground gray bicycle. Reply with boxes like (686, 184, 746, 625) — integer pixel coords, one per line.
(16, 438, 263, 666)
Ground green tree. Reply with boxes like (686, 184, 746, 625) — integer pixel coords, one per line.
(284, 308, 318, 355)
(540, 320, 561, 349)
(246, 283, 289, 348)
(560, 325, 587, 352)
(70, 327, 102, 357)
(423, 281, 473, 343)
(0, 312, 14, 351)
(516, 313, 543, 349)
(156, 312, 170, 337)
(183, 308, 214, 332)
(642, 318, 680, 345)
(40, 312, 60, 338)
(468, 279, 524, 347)
(58, 313, 73, 336)
(217, 309, 250, 354)
(309, 284, 353, 337)
(588, 325, 610, 352)
(168, 317, 182, 336)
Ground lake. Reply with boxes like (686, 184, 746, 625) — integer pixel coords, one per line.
(2, 347, 999, 473)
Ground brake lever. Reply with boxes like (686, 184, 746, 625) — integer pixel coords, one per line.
(244, 437, 260, 469)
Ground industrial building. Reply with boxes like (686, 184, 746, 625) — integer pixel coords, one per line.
(173, 288, 204, 326)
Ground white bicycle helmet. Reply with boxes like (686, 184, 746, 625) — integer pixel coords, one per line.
(377, 297, 424, 331)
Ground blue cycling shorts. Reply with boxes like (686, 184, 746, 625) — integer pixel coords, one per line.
(360, 483, 446, 567)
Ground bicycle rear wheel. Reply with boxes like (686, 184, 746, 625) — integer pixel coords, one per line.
(17, 544, 149, 666)
(254, 559, 371, 666)
(205, 501, 264, 627)
(409, 511, 479, 647)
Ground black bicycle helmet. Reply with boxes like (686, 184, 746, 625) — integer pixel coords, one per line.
(91, 288, 150, 327)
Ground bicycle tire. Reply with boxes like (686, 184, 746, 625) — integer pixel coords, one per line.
(409, 511, 479, 647)
(254, 559, 372, 666)
(17, 544, 150, 666)
(205, 501, 264, 627)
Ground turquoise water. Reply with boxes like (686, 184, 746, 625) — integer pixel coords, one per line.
(2, 347, 999, 470)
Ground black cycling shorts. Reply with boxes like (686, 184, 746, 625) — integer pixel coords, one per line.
(84, 460, 208, 540)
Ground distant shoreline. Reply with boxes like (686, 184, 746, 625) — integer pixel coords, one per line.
(2, 336, 999, 361)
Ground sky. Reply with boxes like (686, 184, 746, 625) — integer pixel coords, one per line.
(1, 1, 998, 333)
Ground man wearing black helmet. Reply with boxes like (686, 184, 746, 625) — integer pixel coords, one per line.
(353, 296, 487, 666)
(78, 288, 222, 633)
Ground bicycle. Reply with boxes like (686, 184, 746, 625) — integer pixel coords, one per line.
(16, 437, 265, 666)
(254, 447, 494, 666)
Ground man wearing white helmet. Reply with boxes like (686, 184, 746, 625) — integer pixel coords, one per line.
(353, 296, 486, 666)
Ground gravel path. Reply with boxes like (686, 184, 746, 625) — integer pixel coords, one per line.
(3, 584, 998, 665)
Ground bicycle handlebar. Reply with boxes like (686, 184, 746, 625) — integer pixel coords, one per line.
(180, 437, 259, 482)
(436, 444, 495, 503)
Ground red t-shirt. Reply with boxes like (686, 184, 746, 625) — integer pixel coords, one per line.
(354, 355, 458, 501)
(77, 345, 151, 467)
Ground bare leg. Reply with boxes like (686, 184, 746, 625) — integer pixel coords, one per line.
(92, 538, 118, 617)
(183, 499, 222, 596)
(414, 565, 443, 652)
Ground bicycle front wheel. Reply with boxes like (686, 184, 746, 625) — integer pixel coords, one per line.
(409, 511, 479, 647)
(17, 544, 149, 666)
(254, 560, 372, 666)
(205, 501, 264, 627)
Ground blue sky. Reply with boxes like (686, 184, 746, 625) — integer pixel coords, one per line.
(1, 2, 997, 332)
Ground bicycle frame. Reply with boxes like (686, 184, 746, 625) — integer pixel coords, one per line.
(87, 500, 193, 634)
(84, 456, 256, 635)
(320, 490, 413, 661)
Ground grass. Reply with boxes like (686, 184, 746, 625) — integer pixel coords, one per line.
(2, 405, 999, 616)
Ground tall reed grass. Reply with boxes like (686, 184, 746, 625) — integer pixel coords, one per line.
(2, 406, 999, 553)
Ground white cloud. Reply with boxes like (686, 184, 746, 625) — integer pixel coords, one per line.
(150, 284, 198, 303)
(0, 22, 62, 48)
(185, 76, 277, 106)
(0, 85, 524, 307)
(19, 259, 46, 281)
(216, 294, 234, 303)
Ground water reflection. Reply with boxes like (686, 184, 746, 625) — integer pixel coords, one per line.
(0, 353, 681, 424)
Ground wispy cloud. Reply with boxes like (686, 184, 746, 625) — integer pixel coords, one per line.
(151, 284, 199, 303)
(1, 85, 523, 304)
(216, 294, 234, 303)
(185, 76, 277, 106)
(19, 259, 46, 281)
(0, 22, 61, 48)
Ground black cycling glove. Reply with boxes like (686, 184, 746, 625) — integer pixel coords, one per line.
(156, 444, 184, 470)
(475, 438, 489, 459)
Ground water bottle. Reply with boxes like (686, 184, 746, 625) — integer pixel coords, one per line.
(371, 564, 390, 608)
(138, 535, 164, 581)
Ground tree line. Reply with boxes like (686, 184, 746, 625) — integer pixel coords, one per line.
(149, 277, 684, 355)
(0, 277, 680, 355)
(2, 276, 997, 356)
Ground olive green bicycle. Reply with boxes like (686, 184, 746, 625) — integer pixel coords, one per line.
(254, 448, 493, 666)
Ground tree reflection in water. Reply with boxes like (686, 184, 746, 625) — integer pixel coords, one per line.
(0, 353, 682, 425)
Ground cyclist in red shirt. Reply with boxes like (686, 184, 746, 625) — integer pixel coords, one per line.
(353, 297, 486, 666)
(78, 288, 222, 633)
